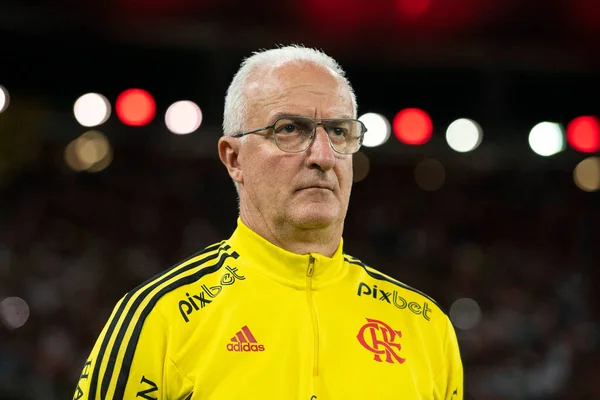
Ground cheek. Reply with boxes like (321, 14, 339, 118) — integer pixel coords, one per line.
(245, 152, 290, 200)
(339, 160, 354, 192)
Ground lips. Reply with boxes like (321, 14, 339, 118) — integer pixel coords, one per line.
(297, 184, 334, 191)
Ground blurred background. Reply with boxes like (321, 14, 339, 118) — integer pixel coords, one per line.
(0, 0, 599, 399)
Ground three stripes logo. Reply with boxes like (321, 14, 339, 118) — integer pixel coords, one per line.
(226, 325, 265, 352)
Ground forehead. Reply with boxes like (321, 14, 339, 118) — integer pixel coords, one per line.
(245, 62, 354, 121)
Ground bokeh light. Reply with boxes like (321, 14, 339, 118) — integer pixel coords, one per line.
(567, 116, 600, 153)
(165, 100, 203, 135)
(300, 0, 365, 34)
(396, 0, 431, 18)
(528, 122, 565, 157)
(446, 118, 483, 153)
(358, 112, 391, 147)
(450, 298, 482, 330)
(573, 157, 600, 192)
(64, 131, 113, 172)
(73, 93, 111, 127)
(393, 108, 433, 145)
(87, 146, 114, 173)
(415, 158, 445, 191)
(0, 296, 30, 330)
(0, 85, 9, 113)
(116, 88, 156, 126)
(352, 151, 370, 182)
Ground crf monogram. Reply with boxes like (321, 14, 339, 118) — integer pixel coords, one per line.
(179, 266, 245, 322)
(357, 318, 406, 364)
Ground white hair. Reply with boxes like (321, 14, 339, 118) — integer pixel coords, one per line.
(222, 44, 358, 136)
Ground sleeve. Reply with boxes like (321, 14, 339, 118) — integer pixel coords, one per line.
(434, 316, 464, 400)
(73, 296, 193, 400)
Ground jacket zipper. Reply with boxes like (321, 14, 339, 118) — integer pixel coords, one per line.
(306, 255, 319, 376)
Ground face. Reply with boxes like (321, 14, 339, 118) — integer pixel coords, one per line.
(227, 62, 355, 232)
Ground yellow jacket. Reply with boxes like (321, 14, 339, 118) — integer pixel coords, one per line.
(74, 219, 463, 399)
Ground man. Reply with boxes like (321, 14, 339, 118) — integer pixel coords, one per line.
(74, 45, 463, 399)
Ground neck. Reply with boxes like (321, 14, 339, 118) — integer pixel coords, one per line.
(239, 207, 343, 257)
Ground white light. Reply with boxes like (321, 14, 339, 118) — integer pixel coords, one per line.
(0, 296, 30, 330)
(528, 122, 565, 157)
(446, 118, 483, 152)
(449, 298, 482, 330)
(0, 85, 9, 113)
(73, 93, 111, 127)
(165, 101, 203, 135)
(358, 112, 391, 147)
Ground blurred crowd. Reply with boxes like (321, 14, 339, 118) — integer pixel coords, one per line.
(0, 146, 598, 400)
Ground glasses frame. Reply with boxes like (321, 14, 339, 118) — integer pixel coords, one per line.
(231, 116, 367, 155)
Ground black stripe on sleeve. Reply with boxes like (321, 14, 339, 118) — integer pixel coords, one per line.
(87, 242, 224, 400)
(101, 246, 232, 399)
(112, 250, 239, 398)
(344, 256, 446, 314)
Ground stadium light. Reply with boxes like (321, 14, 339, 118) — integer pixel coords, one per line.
(0, 85, 9, 113)
(449, 298, 482, 330)
(445, 118, 483, 153)
(0, 297, 30, 330)
(116, 88, 156, 126)
(65, 131, 113, 172)
(393, 108, 433, 145)
(165, 101, 203, 135)
(358, 112, 391, 147)
(73, 93, 111, 127)
(567, 116, 600, 153)
(396, 0, 431, 18)
(573, 156, 600, 192)
(528, 122, 565, 157)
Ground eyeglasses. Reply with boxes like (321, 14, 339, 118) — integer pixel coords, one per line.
(231, 116, 367, 154)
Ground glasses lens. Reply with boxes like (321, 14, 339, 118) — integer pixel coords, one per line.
(273, 117, 365, 153)
(325, 119, 364, 154)
(273, 117, 315, 152)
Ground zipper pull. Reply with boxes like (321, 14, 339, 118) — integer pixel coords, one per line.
(307, 255, 315, 277)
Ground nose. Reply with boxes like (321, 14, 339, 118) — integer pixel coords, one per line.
(305, 126, 336, 171)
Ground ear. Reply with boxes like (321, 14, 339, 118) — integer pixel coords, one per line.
(218, 136, 243, 185)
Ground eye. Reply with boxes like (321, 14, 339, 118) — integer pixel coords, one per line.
(281, 123, 299, 134)
(274, 119, 311, 135)
(331, 126, 348, 137)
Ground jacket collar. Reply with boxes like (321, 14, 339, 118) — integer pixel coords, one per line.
(227, 218, 347, 289)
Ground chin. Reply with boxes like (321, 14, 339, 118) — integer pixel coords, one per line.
(290, 207, 339, 229)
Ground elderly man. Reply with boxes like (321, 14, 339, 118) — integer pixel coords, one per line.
(74, 45, 463, 400)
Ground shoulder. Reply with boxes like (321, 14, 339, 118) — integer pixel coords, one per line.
(119, 241, 238, 318)
(343, 253, 447, 319)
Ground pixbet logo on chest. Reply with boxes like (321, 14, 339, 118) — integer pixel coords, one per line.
(178, 266, 245, 322)
(358, 282, 433, 321)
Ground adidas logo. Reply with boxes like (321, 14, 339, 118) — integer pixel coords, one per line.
(226, 325, 265, 352)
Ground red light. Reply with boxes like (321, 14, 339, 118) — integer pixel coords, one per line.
(396, 0, 431, 18)
(300, 0, 365, 34)
(394, 0, 486, 31)
(116, 89, 156, 126)
(393, 108, 433, 145)
(568, 0, 600, 34)
(567, 116, 600, 153)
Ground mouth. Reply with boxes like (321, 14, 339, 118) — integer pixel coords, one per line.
(296, 185, 334, 192)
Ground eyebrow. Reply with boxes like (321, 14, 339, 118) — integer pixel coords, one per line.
(269, 112, 354, 122)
